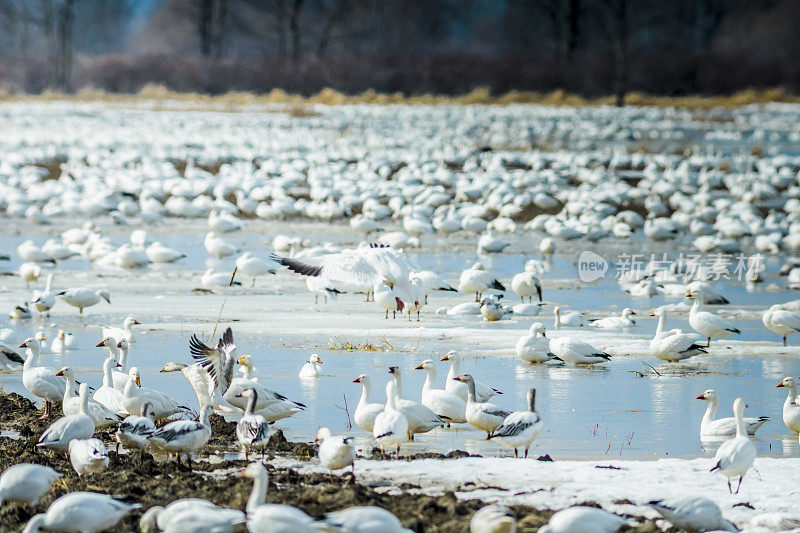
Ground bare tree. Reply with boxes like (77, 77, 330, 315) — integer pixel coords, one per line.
(316, 0, 352, 58)
(288, 0, 304, 61)
(199, 0, 228, 57)
(595, 0, 628, 106)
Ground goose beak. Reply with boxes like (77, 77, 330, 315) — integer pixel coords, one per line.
(695, 393, 705, 400)
(630, 311, 637, 315)
(452, 376, 464, 383)
(116, 341, 123, 348)
(95, 340, 105, 348)
(414, 364, 424, 370)
(116, 364, 122, 368)
(133, 320, 141, 325)
(649, 312, 655, 316)
(54, 370, 64, 376)
(135, 377, 141, 387)
(352, 377, 361, 383)
(777, 382, 786, 388)
(17, 342, 26, 348)
(236, 356, 245, 364)
(439, 354, 449, 361)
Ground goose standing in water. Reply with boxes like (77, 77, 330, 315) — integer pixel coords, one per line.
(470, 504, 517, 533)
(235, 388, 270, 459)
(388, 365, 444, 438)
(316, 427, 356, 481)
(50, 330, 74, 353)
(69, 438, 109, 476)
(375, 281, 404, 319)
(441, 351, 502, 402)
(686, 290, 740, 346)
(649, 308, 707, 362)
(57, 288, 111, 314)
(93, 357, 127, 417)
(19, 336, 65, 418)
(299, 353, 323, 378)
(511, 271, 542, 302)
(160, 360, 219, 411)
(30, 273, 55, 315)
(458, 262, 505, 302)
(240, 462, 317, 532)
(762, 304, 800, 346)
(696, 389, 769, 437)
(648, 497, 737, 532)
(22, 492, 139, 533)
(515, 323, 554, 363)
(776, 377, 800, 432)
(116, 402, 156, 451)
(710, 397, 756, 493)
(548, 337, 611, 365)
(55, 367, 121, 427)
(93, 337, 130, 390)
(102, 316, 141, 343)
(226, 355, 306, 419)
(352, 374, 384, 432)
(553, 306, 583, 328)
(0, 463, 61, 506)
(488, 388, 544, 458)
(373, 380, 409, 456)
(414, 359, 466, 424)
(588, 308, 637, 329)
(148, 405, 213, 465)
(409, 271, 456, 304)
(453, 374, 510, 436)
(37, 383, 95, 452)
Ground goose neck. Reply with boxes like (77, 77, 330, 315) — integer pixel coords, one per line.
(247, 469, 268, 514)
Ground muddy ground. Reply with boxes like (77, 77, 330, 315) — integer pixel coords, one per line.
(0, 392, 664, 532)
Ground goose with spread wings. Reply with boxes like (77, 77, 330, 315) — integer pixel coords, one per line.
(189, 327, 237, 397)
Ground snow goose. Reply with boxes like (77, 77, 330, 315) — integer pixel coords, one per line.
(405, 277, 426, 320)
(0, 344, 24, 370)
(116, 402, 156, 451)
(115, 244, 150, 268)
(19, 263, 42, 288)
(687, 290, 740, 346)
(57, 288, 110, 314)
(511, 272, 542, 302)
(548, 337, 611, 365)
(204, 231, 239, 257)
(553, 306, 584, 328)
(299, 353, 323, 378)
(388, 366, 444, 438)
(316, 427, 356, 480)
(686, 281, 729, 304)
(352, 374, 384, 432)
(374, 280, 404, 318)
(202, 269, 240, 288)
(139, 498, 242, 533)
(374, 380, 409, 455)
(775, 377, 800, 432)
(235, 388, 270, 459)
(41, 240, 77, 261)
(649, 308, 707, 362)
(241, 462, 317, 532)
(441, 350, 502, 402)
(69, 438, 109, 476)
(414, 359, 466, 424)
(588, 308, 637, 329)
(516, 323, 554, 363)
(37, 383, 95, 452)
(488, 388, 544, 458)
(538, 506, 634, 533)
(307, 276, 342, 304)
(17, 240, 55, 264)
(22, 492, 139, 533)
(102, 316, 141, 344)
(762, 305, 800, 346)
(314, 506, 413, 533)
(478, 231, 510, 254)
(470, 504, 517, 533)
(409, 271, 456, 304)
(696, 389, 769, 437)
(458, 262, 505, 302)
(55, 367, 121, 427)
(481, 296, 506, 321)
(50, 330, 75, 353)
(19, 336, 65, 417)
(236, 252, 277, 286)
(94, 337, 129, 390)
(148, 404, 213, 465)
(123, 367, 185, 419)
(152, 507, 245, 533)
(0, 463, 61, 507)
(539, 237, 555, 256)
(145, 241, 186, 263)
(160, 360, 219, 410)
(30, 273, 55, 314)
(746, 513, 800, 530)
(710, 397, 756, 493)
(226, 355, 306, 413)
(189, 329, 238, 396)
(208, 210, 244, 233)
(453, 374, 510, 436)
(648, 497, 737, 532)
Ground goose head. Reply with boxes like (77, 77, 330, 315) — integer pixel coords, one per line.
(777, 376, 797, 389)
(733, 397, 748, 416)
(530, 322, 546, 336)
(649, 308, 664, 317)
(352, 373, 369, 384)
(440, 350, 458, 363)
(621, 308, 636, 318)
(128, 367, 141, 387)
(695, 389, 718, 402)
(240, 461, 267, 480)
(236, 354, 253, 368)
(123, 316, 141, 329)
(315, 427, 332, 442)
(159, 361, 187, 373)
(54, 366, 73, 378)
(97, 290, 111, 304)
(414, 359, 435, 371)
(17, 336, 40, 350)
(117, 338, 129, 352)
(308, 353, 323, 365)
(452, 373, 475, 386)
(96, 336, 116, 349)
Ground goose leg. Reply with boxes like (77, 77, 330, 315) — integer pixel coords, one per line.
(385, 310, 388, 319)
(727, 479, 732, 493)
(735, 476, 743, 494)
(706, 337, 711, 347)
(514, 448, 518, 458)
(784, 336, 787, 347)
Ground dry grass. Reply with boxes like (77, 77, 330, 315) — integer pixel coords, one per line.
(327, 335, 396, 352)
(1, 84, 799, 110)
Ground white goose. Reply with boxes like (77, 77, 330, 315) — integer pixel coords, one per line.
(511, 271, 542, 302)
(441, 351, 502, 402)
(116, 402, 156, 451)
(538, 506, 633, 533)
(488, 388, 544, 458)
(453, 374, 511, 436)
(19, 336, 66, 417)
(0, 344, 24, 371)
(228, 355, 306, 418)
(710, 397, 756, 493)
(687, 290, 740, 346)
(374, 380, 409, 455)
(589, 308, 637, 329)
(549, 337, 611, 365)
(148, 405, 213, 465)
(649, 308, 707, 362)
(648, 497, 737, 532)
(102, 316, 141, 343)
(316, 427, 356, 479)
(204, 231, 239, 258)
(388, 366, 444, 438)
(139, 499, 242, 533)
(299, 353, 323, 378)
(375, 281, 404, 319)
(241, 462, 317, 532)
(314, 506, 413, 532)
(515, 323, 553, 363)
(22, 492, 139, 533)
(762, 305, 800, 346)
(160, 360, 220, 411)
(145, 241, 186, 264)
(69, 438, 109, 476)
(696, 389, 769, 437)
(458, 262, 505, 302)
(409, 270, 456, 304)
(235, 388, 270, 459)
(37, 383, 95, 452)
(57, 287, 111, 314)
(94, 337, 129, 390)
(776, 377, 800, 432)
(30, 273, 55, 315)
(0, 463, 61, 507)
(470, 504, 517, 533)
(352, 374, 384, 432)
(123, 367, 185, 419)
(50, 330, 75, 353)
(235, 252, 276, 286)
(92, 358, 126, 419)
(415, 359, 467, 424)
(55, 367, 121, 428)
(553, 306, 584, 328)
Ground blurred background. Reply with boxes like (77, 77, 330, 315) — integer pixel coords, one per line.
(0, 0, 796, 101)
